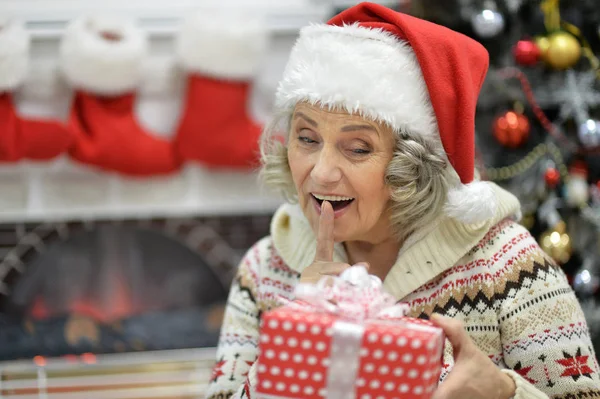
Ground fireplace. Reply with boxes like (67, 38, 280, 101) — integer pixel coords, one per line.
(0, 215, 271, 398)
(0, 215, 271, 361)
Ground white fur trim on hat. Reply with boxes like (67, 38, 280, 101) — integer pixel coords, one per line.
(275, 23, 439, 139)
(59, 15, 147, 95)
(0, 19, 30, 91)
(176, 10, 268, 80)
(444, 181, 497, 224)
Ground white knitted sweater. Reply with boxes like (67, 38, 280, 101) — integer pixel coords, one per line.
(206, 184, 600, 398)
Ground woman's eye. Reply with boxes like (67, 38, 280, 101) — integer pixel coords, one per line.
(351, 147, 371, 155)
(298, 136, 317, 144)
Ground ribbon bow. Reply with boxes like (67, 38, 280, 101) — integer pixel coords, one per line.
(284, 265, 409, 322)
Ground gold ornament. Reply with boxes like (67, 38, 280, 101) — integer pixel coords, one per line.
(535, 36, 551, 61)
(545, 31, 582, 70)
(540, 221, 572, 264)
(520, 214, 536, 230)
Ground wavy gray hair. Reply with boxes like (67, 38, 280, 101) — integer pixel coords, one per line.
(259, 106, 454, 242)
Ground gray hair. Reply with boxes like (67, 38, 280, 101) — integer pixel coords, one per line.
(258, 106, 453, 242)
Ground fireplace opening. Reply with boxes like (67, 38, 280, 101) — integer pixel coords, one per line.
(0, 223, 229, 361)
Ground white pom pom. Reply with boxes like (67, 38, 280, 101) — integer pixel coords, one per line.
(444, 181, 497, 224)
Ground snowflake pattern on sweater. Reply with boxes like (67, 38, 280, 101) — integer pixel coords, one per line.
(205, 220, 600, 399)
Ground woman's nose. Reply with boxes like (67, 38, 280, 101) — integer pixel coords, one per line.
(310, 147, 342, 185)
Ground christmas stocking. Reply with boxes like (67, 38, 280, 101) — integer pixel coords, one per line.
(59, 15, 181, 176)
(174, 11, 269, 169)
(0, 20, 72, 162)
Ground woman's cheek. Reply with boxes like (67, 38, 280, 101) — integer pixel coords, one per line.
(287, 148, 305, 189)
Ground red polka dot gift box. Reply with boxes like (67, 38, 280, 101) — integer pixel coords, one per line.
(255, 266, 445, 399)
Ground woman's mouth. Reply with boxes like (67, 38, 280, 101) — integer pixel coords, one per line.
(311, 193, 355, 216)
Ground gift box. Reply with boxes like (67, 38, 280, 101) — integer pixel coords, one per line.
(255, 267, 444, 399)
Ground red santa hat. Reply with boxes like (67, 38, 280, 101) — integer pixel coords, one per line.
(275, 2, 496, 224)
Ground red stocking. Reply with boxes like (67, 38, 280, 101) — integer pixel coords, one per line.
(0, 93, 72, 162)
(59, 15, 180, 176)
(0, 20, 71, 162)
(66, 91, 180, 175)
(174, 11, 269, 169)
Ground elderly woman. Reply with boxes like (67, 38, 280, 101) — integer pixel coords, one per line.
(206, 3, 600, 399)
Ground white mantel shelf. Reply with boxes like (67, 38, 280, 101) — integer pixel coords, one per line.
(3, 0, 330, 36)
(0, 160, 284, 224)
(1, 0, 405, 38)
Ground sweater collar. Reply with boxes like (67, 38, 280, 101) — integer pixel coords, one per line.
(270, 183, 521, 300)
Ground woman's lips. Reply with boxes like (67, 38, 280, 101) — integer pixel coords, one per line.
(311, 195, 354, 219)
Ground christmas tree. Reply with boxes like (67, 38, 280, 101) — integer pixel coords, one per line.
(404, 0, 600, 353)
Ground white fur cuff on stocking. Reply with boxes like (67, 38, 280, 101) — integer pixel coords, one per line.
(0, 19, 30, 91)
(59, 15, 147, 95)
(176, 10, 269, 80)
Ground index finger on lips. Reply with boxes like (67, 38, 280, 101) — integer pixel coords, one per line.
(314, 200, 335, 262)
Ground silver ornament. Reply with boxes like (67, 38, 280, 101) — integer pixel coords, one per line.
(471, 9, 505, 38)
(578, 119, 600, 148)
(573, 258, 600, 298)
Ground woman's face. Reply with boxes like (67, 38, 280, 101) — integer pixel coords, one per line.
(287, 102, 396, 243)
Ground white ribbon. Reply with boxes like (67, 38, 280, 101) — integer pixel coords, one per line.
(285, 265, 409, 321)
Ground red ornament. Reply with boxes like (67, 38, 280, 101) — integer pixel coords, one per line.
(493, 111, 530, 148)
(513, 39, 542, 67)
(545, 167, 561, 188)
(569, 159, 589, 178)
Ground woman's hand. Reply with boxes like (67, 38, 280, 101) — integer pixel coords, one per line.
(430, 314, 516, 399)
(300, 201, 367, 284)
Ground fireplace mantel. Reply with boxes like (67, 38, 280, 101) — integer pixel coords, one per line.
(0, 161, 284, 223)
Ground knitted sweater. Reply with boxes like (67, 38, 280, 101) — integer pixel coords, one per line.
(206, 184, 600, 399)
